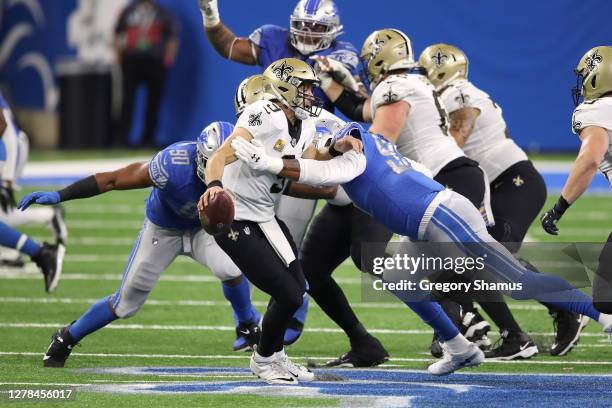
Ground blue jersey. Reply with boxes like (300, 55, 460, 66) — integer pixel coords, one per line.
(342, 133, 444, 240)
(146, 142, 206, 229)
(249, 24, 360, 112)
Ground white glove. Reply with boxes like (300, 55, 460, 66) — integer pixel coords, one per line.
(199, 0, 220, 27)
(311, 56, 359, 92)
(231, 137, 283, 175)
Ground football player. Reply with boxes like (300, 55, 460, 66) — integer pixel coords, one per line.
(419, 44, 588, 359)
(232, 120, 612, 375)
(19, 122, 264, 368)
(200, 58, 360, 384)
(542, 46, 612, 316)
(200, 0, 363, 345)
(0, 93, 66, 266)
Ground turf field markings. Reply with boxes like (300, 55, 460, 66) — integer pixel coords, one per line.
(0, 296, 550, 311)
(0, 322, 607, 338)
(2, 351, 612, 366)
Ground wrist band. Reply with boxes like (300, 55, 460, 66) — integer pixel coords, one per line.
(554, 195, 571, 215)
(207, 180, 223, 189)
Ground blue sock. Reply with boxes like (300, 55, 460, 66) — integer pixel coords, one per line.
(515, 271, 601, 321)
(0, 221, 41, 257)
(223, 279, 255, 324)
(292, 293, 309, 325)
(69, 296, 117, 342)
(406, 300, 460, 341)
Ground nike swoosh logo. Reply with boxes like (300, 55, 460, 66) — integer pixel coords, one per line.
(239, 329, 250, 335)
(520, 343, 531, 351)
(43, 356, 51, 360)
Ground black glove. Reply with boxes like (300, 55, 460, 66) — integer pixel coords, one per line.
(0, 182, 15, 213)
(540, 196, 571, 235)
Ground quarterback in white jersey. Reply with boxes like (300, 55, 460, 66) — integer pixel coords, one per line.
(542, 45, 612, 315)
(200, 58, 360, 385)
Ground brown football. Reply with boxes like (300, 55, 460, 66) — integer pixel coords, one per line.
(199, 191, 235, 236)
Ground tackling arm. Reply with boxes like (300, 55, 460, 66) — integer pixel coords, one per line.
(18, 161, 153, 210)
(199, 0, 259, 65)
(449, 107, 480, 148)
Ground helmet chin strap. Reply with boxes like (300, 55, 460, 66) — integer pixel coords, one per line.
(294, 107, 310, 120)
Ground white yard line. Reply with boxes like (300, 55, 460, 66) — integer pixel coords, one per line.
(1, 322, 607, 338)
(2, 351, 612, 366)
(0, 296, 549, 311)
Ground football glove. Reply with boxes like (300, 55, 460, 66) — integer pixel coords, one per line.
(18, 191, 60, 211)
(231, 137, 283, 175)
(199, 0, 220, 27)
(0, 182, 15, 213)
(311, 56, 359, 93)
(540, 196, 571, 235)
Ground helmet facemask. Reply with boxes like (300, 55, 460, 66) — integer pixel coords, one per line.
(290, 18, 337, 55)
(195, 148, 207, 183)
(269, 77, 322, 120)
(572, 68, 585, 107)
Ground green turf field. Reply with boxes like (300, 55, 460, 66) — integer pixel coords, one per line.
(1, 179, 612, 406)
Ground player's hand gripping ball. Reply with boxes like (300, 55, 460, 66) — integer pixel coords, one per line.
(198, 187, 235, 235)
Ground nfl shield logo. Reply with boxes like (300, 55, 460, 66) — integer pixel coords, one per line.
(273, 139, 286, 152)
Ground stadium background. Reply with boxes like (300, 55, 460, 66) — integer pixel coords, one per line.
(1, 0, 612, 150)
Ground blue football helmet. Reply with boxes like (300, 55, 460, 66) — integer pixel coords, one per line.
(196, 121, 234, 182)
(290, 0, 343, 55)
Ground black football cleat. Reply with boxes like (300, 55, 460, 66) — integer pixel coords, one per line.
(484, 330, 538, 360)
(325, 336, 389, 368)
(43, 325, 77, 368)
(236, 320, 261, 351)
(31, 243, 65, 293)
(550, 312, 590, 356)
(51, 206, 68, 245)
(461, 309, 491, 343)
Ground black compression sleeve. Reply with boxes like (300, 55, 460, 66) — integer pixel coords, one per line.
(334, 90, 365, 122)
(57, 175, 101, 202)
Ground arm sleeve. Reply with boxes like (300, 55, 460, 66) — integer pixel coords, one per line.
(296, 150, 366, 186)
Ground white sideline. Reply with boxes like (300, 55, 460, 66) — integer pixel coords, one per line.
(0, 322, 607, 338)
(2, 351, 612, 365)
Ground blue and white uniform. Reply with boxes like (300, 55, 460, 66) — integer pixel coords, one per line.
(0, 92, 28, 188)
(300, 124, 607, 338)
(111, 142, 244, 318)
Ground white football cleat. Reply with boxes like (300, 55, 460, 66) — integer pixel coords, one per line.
(276, 349, 315, 382)
(250, 351, 298, 385)
(428, 343, 484, 376)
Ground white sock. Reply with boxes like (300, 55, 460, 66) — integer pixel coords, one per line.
(254, 351, 276, 362)
(597, 313, 612, 328)
(444, 334, 472, 354)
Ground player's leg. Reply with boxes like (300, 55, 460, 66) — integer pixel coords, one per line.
(215, 219, 310, 383)
(0, 220, 64, 292)
(275, 195, 317, 346)
(189, 228, 261, 351)
(302, 204, 387, 367)
(592, 232, 612, 314)
(431, 192, 612, 332)
(43, 219, 180, 367)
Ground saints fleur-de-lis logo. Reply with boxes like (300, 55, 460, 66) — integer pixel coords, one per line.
(248, 112, 262, 126)
(272, 61, 294, 80)
(572, 119, 582, 133)
(455, 92, 470, 106)
(585, 51, 603, 75)
(432, 49, 449, 67)
(383, 87, 398, 103)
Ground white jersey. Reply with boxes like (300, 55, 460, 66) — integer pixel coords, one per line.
(225, 100, 342, 222)
(440, 80, 527, 181)
(572, 97, 612, 185)
(370, 74, 464, 175)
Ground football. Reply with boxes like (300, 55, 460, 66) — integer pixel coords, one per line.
(199, 190, 235, 235)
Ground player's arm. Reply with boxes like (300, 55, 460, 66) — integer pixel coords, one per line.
(231, 135, 365, 186)
(369, 101, 411, 144)
(0, 108, 6, 136)
(285, 182, 337, 199)
(541, 125, 609, 235)
(17, 161, 153, 210)
(199, 0, 259, 65)
(448, 107, 480, 148)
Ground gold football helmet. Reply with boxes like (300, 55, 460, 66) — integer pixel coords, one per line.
(234, 75, 266, 117)
(418, 44, 468, 90)
(573, 46, 612, 106)
(360, 29, 414, 90)
(263, 57, 322, 120)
